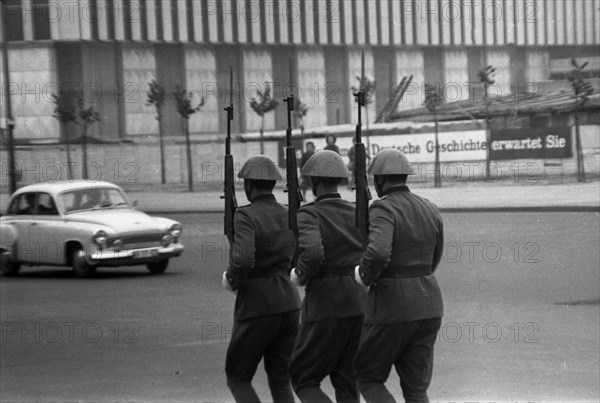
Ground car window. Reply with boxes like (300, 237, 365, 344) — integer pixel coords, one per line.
(6, 196, 20, 215)
(36, 193, 59, 216)
(60, 188, 129, 213)
(13, 193, 37, 215)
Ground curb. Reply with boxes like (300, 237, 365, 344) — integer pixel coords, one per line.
(141, 206, 600, 215)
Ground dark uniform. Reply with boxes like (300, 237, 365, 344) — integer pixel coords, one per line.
(354, 185, 444, 403)
(224, 194, 301, 402)
(289, 194, 365, 403)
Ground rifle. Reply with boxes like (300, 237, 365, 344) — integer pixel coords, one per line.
(221, 68, 237, 244)
(353, 90, 372, 249)
(283, 95, 303, 237)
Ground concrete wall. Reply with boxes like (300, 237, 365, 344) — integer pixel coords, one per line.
(1, 126, 598, 192)
(0, 140, 279, 191)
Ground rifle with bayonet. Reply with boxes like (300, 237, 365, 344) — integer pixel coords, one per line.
(221, 68, 237, 244)
(353, 52, 372, 249)
(283, 94, 302, 237)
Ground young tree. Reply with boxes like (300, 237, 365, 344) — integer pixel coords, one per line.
(250, 83, 278, 154)
(568, 58, 594, 183)
(75, 96, 101, 180)
(478, 65, 496, 179)
(51, 90, 77, 180)
(293, 96, 309, 136)
(424, 83, 443, 188)
(174, 85, 205, 192)
(146, 79, 167, 184)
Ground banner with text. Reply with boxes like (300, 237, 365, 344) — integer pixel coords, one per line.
(489, 127, 572, 160)
(302, 130, 488, 164)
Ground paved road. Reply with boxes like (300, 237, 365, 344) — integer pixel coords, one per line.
(1, 212, 599, 402)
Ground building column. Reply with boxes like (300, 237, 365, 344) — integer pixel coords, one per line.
(297, 48, 327, 129)
(395, 49, 425, 111)
(184, 45, 218, 134)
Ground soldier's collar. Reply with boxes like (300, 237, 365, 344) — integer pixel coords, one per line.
(316, 193, 341, 202)
(383, 185, 410, 196)
(251, 194, 276, 203)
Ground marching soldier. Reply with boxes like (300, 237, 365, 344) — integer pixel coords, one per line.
(289, 150, 365, 403)
(222, 155, 301, 403)
(353, 149, 444, 403)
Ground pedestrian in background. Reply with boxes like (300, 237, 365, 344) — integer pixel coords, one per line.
(222, 155, 301, 403)
(323, 134, 340, 155)
(289, 150, 365, 403)
(354, 149, 444, 403)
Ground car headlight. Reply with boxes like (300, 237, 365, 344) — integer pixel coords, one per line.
(169, 223, 182, 239)
(162, 234, 173, 247)
(93, 230, 108, 246)
(112, 239, 123, 252)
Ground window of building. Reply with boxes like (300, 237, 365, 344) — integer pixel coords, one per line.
(32, 0, 50, 40)
(4, 0, 24, 41)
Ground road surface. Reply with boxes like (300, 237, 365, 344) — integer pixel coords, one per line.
(1, 212, 599, 402)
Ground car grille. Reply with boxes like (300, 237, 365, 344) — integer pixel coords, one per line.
(111, 234, 164, 250)
(121, 240, 163, 250)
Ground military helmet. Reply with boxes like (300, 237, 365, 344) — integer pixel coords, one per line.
(238, 155, 284, 181)
(301, 150, 350, 178)
(368, 149, 415, 175)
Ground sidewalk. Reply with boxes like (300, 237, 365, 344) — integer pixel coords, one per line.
(129, 181, 600, 214)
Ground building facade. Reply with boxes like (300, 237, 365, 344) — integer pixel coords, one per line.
(1, 0, 599, 142)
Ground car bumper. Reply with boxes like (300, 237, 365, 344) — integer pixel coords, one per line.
(87, 244, 184, 266)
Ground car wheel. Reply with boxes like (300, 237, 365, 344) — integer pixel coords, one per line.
(71, 246, 96, 278)
(0, 250, 20, 277)
(147, 259, 169, 274)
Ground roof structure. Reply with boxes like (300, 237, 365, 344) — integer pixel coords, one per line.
(388, 90, 600, 123)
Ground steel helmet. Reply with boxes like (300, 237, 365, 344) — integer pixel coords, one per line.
(238, 155, 284, 181)
(301, 150, 350, 178)
(368, 149, 416, 175)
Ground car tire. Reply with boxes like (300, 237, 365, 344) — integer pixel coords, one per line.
(71, 246, 96, 278)
(147, 259, 169, 274)
(0, 250, 20, 277)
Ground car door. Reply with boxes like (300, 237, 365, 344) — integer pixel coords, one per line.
(29, 193, 64, 265)
(8, 193, 36, 263)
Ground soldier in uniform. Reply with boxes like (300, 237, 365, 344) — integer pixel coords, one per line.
(222, 155, 301, 403)
(353, 149, 444, 403)
(289, 150, 365, 403)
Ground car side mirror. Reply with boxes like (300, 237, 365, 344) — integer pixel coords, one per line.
(132, 200, 138, 208)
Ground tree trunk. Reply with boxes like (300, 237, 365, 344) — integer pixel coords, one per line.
(365, 106, 371, 156)
(82, 124, 88, 180)
(434, 108, 441, 188)
(485, 102, 491, 180)
(158, 110, 166, 184)
(260, 115, 265, 154)
(575, 112, 585, 182)
(184, 119, 194, 192)
(64, 128, 73, 180)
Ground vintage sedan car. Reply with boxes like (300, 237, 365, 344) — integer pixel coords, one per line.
(0, 181, 184, 277)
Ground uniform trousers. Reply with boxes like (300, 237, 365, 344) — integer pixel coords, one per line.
(226, 310, 300, 403)
(289, 315, 363, 403)
(353, 318, 441, 403)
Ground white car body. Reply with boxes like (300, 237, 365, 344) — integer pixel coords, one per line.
(0, 181, 184, 277)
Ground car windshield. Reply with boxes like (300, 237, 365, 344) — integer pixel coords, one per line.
(60, 187, 129, 213)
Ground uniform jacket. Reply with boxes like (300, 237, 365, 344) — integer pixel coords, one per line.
(358, 186, 444, 324)
(226, 194, 301, 321)
(295, 194, 366, 322)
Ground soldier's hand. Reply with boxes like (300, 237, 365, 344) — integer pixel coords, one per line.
(355, 265, 368, 288)
(290, 268, 301, 286)
(221, 271, 236, 294)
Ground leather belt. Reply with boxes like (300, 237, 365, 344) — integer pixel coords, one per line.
(379, 265, 432, 279)
(248, 267, 288, 279)
(313, 266, 355, 279)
